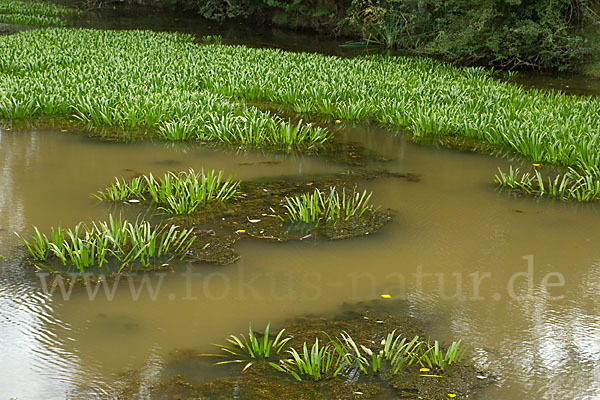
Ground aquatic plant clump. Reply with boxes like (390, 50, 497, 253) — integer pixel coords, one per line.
(495, 166, 600, 202)
(209, 325, 469, 382)
(275, 334, 467, 381)
(0, 0, 78, 27)
(123, 307, 489, 399)
(203, 323, 291, 371)
(283, 186, 379, 224)
(15, 216, 195, 272)
(158, 112, 329, 147)
(94, 169, 240, 214)
(271, 338, 344, 381)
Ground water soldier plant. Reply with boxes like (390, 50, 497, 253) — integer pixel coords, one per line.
(275, 335, 466, 381)
(15, 216, 195, 272)
(91, 174, 392, 264)
(203, 323, 291, 371)
(282, 187, 378, 224)
(0, 29, 330, 150)
(420, 340, 468, 372)
(132, 307, 490, 399)
(94, 169, 240, 214)
(495, 166, 600, 202)
(335, 330, 424, 375)
(271, 338, 344, 381)
(208, 325, 469, 382)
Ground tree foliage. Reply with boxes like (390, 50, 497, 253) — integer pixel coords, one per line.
(345, 0, 597, 70)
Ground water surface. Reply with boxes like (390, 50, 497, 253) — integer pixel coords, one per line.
(1, 124, 599, 399)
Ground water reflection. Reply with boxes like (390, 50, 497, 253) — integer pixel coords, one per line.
(0, 259, 86, 398)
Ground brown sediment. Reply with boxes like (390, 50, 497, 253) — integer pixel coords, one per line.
(168, 174, 395, 264)
(184, 230, 240, 265)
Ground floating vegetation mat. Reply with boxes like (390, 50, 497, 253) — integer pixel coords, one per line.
(167, 173, 396, 253)
(0, 29, 330, 150)
(110, 302, 493, 399)
(2, 28, 599, 161)
(151, 173, 396, 263)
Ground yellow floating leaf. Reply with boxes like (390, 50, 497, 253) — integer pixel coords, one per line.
(532, 163, 541, 167)
(235, 229, 246, 233)
(380, 294, 391, 299)
(448, 394, 457, 398)
(420, 368, 430, 372)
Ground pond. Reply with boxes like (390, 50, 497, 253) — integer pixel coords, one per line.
(0, 4, 599, 400)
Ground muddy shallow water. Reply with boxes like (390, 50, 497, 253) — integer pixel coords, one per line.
(1, 122, 599, 399)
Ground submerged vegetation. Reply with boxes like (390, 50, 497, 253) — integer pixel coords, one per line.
(0, 0, 77, 27)
(95, 169, 240, 214)
(495, 166, 600, 202)
(15, 216, 195, 272)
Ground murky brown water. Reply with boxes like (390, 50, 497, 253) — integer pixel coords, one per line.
(1, 122, 599, 399)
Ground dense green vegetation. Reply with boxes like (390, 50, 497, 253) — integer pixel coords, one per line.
(344, 0, 597, 71)
(16, 216, 195, 271)
(0, 29, 330, 149)
(1, 28, 599, 184)
(95, 169, 240, 214)
(0, 0, 77, 26)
